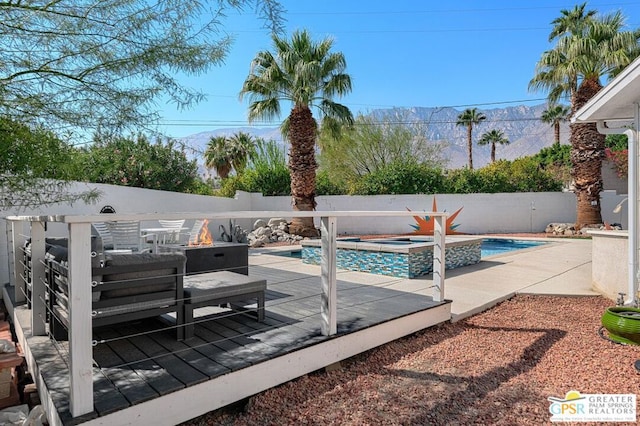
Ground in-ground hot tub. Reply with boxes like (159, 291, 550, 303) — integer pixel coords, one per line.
(301, 236, 482, 278)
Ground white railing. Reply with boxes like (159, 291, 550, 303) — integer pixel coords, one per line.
(5, 210, 447, 418)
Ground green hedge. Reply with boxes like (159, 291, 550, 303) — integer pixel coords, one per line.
(216, 157, 563, 197)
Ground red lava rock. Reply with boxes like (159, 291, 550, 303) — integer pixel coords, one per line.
(181, 295, 638, 426)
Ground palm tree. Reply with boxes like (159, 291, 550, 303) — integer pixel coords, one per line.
(456, 108, 486, 170)
(228, 131, 256, 175)
(478, 129, 510, 163)
(548, 2, 596, 41)
(541, 3, 599, 103)
(541, 104, 571, 146)
(204, 135, 232, 179)
(530, 9, 640, 225)
(240, 30, 353, 236)
(204, 132, 257, 179)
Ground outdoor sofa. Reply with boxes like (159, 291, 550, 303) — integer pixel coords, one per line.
(44, 240, 187, 340)
(24, 234, 266, 342)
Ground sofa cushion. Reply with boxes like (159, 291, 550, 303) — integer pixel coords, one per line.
(43, 236, 102, 267)
(100, 253, 185, 299)
(46, 237, 68, 248)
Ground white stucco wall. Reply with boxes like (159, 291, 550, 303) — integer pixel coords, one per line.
(0, 182, 628, 285)
(248, 190, 626, 235)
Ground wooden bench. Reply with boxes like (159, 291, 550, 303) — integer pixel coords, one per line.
(183, 271, 266, 339)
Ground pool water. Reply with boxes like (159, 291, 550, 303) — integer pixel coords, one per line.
(481, 238, 546, 257)
(272, 238, 545, 259)
(273, 250, 302, 258)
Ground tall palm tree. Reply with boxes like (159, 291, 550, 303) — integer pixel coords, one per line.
(456, 108, 486, 170)
(478, 129, 509, 163)
(240, 29, 353, 236)
(530, 10, 640, 225)
(541, 104, 571, 146)
(204, 135, 232, 179)
(548, 2, 596, 41)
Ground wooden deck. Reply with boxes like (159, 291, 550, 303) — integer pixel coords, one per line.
(12, 253, 451, 425)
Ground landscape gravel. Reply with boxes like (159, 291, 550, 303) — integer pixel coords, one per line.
(182, 294, 640, 425)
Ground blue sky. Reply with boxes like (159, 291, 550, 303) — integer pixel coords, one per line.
(157, 0, 640, 138)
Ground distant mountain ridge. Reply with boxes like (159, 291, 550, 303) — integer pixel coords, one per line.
(179, 103, 567, 173)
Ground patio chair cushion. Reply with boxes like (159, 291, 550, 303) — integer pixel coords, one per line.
(100, 253, 186, 299)
(183, 271, 266, 303)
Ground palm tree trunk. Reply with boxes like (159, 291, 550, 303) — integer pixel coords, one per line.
(570, 77, 604, 226)
(491, 143, 496, 163)
(467, 125, 473, 170)
(554, 122, 561, 146)
(288, 104, 320, 237)
(217, 164, 231, 179)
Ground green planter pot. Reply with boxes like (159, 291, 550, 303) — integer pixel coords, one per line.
(601, 307, 640, 345)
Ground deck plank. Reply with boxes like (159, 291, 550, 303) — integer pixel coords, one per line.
(231, 313, 325, 354)
(131, 321, 231, 379)
(91, 369, 135, 416)
(95, 326, 185, 396)
(16, 330, 112, 422)
(195, 318, 268, 365)
(115, 322, 209, 387)
(93, 328, 166, 405)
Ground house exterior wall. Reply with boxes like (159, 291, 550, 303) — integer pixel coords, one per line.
(590, 230, 628, 301)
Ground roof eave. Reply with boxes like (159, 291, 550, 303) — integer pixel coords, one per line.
(572, 57, 640, 124)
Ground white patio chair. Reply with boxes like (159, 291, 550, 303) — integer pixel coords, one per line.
(158, 219, 186, 244)
(187, 220, 206, 245)
(93, 222, 114, 250)
(106, 220, 146, 252)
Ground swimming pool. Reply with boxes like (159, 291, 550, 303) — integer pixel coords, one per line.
(275, 237, 547, 278)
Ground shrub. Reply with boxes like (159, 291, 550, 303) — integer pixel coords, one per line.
(442, 160, 562, 193)
(316, 169, 348, 195)
(215, 166, 291, 197)
(605, 148, 628, 178)
(442, 168, 485, 193)
(534, 144, 571, 167)
(352, 162, 445, 195)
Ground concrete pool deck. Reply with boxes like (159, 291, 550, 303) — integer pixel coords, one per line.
(253, 236, 599, 323)
(443, 236, 597, 321)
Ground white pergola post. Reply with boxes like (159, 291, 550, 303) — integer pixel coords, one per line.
(30, 222, 46, 336)
(320, 216, 337, 336)
(67, 222, 94, 417)
(11, 221, 27, 304)
(433, 215, 446, 302)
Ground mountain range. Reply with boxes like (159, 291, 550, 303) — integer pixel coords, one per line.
(179, 103, 568, 173)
